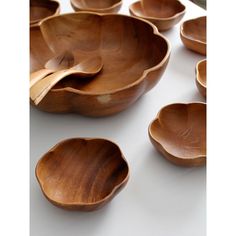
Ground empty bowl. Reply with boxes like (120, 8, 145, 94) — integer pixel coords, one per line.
(129, 0, 186, 31)
(148, 103, 206, 167)
(70, 0, 122, 13)
(30, 12, 170, 116)
(195, 59, 206, 98)
(180, 16, 206, 55)
(36, 138, 129, 211)
(30, 0, 60, 26)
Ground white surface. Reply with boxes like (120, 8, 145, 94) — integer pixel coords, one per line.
(30, 1, 206, 235)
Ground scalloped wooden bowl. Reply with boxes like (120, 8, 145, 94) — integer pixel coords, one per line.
(70, 0, 122, 13)
(180, 16, 206, 55)
(195, 59, 206, 98)
(36, 138, 129, 211)
(149, 103, 206, 167)
(30, 12, 171, 117)
(129, 0, 186, 31)
(30, 0, 60, 26)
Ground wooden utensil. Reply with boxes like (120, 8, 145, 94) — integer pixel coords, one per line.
(148, 103, 206, 167)
(36, 138, 129, 211)
(180, 16, 206, 55)
(70, 0, 122, 13)
(30, 51, 74, 88)
(130, 0, 186, 31)
(30, 56, 103, 105)
(195, 59, 206, 98)
(31, 12, 170, 116)
(30, 0, 60, 26)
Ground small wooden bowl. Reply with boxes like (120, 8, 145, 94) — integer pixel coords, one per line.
(30, 12, 170, 117)
(36, 138, 129, 211)
(70, 0, 122, 13)
(195, 59, 206, 98)
(129, 0, 186, 31)
(30, 0, 60, 26)
(180, 16, 206, 55)
(148, 103, 206, 167)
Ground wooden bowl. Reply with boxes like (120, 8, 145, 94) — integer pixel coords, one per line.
(129, 0, 186, 31)
(180, 16, 206, 55)
(70, 0, 122, 13)
(30, 0, 60, 26)
(195, 59, 206, 98)
(30, 12, 171, 117)
(148, 103, 206, 167)
(36, 138, 129, 211)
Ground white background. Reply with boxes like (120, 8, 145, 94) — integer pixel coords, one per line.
(30, 1, 206, 235)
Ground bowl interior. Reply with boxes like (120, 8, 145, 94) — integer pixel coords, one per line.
(71, 0, 121, 9)
(182, 16, 206, 43)
(36, 139, 128, 204)
(32, 13, 168, 93)
(197, 60, 206, 87)
(136, 0, 185, 18)
(30, 0, 59, 23)
(150, 103, 206, 158)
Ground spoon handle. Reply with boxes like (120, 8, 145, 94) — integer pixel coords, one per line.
(30, 69, 54, 88)
(30, 70, 73, 105)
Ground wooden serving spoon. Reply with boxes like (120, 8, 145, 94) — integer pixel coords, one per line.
(30, 51, 74, 88)
(30, 56, 103, 105)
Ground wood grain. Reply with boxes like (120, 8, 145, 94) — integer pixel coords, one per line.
(149, 103, 206, 167)
(195, 59, 206, 98)
(36, 138, 129, 211)
(129, 0, 186, 31)
(30, 12, 171, 116)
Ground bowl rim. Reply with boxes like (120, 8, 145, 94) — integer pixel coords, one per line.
(35, 137, 130, 207)
(148, 102, 206, 160)
(37, 11, 171, 96)
(129, 0, 186, 21)
(70, 0, 122, 12)
(196, 59, 207, 88)
(180, 16, 207, 45)
(30, 0, 60, 26)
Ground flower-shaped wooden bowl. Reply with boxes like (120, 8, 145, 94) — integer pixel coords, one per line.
(30, 0, 60, 26)
(70, 0, 122, 13)
(148, 103, 206, 167)
(30, 12, 170, 117)
(195, 59, 206, 98)
(180, 16, 206, 55)
(36, 138, 129, 211)
(129, 0, 186, 31)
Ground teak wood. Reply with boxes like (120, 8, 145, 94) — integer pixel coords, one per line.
(30, 0, 60, 26)
(195, 59, 206, 98)
(70, 0, 122, 13)
(30, 56, 103, 105)
(36, 138, 129, 211)
(129, 0, 186, 31)
(30, 12, 170, 116)
(180, 16, 206, 55)
(148, 103, 206, 167)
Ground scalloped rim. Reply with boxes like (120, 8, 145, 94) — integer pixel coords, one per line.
(70, 0, 122, 12)
(196, 59, 207, 88)
(38, 12, 171, 96)
(148, 102, 206, 161)
(35, 137, 130, 208)
(129, 0, 186, 21)
(180, 16, 207, 45)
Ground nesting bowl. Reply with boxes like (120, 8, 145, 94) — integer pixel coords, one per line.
(36, 138, 129, 211)
(70, 0, 122, 13)
(30, 12, 170, 117)
(180, 16, 206, 55)
(195, 59, 206, 98)
(30, 0, 60, 26)
(129, 0, 186, 31)
(149, 103, 206, 167)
